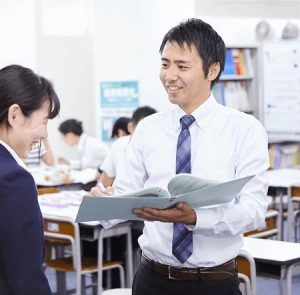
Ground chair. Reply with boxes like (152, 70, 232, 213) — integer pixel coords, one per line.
(237, 249, 257, 295)
(244, 210, 279, 239)
(44, 215, 125, 295)
(102, 288, 132, 295)
(37, 186, 60, 195)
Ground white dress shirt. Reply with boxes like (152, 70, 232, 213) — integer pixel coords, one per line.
(112, 94, 269, 268)
(70, 133, 110, 170)
(101, 135, 131, 177)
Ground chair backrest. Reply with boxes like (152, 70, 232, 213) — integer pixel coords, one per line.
(38, 187, 60, 195)
(43, 214, 81, 270)
(237, 249, 257, 295)
(244, 210, 278, 239)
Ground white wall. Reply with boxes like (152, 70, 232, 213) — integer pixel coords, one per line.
(196, 0, 300, 19)
(0, 1, 36, 69)
(35, 1, 95, 161)
(93, 0, 195, 140)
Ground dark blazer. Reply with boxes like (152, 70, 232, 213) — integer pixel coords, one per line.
(0, 144, 51, 295)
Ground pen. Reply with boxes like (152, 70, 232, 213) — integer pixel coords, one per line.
(97, 179, 109, 195)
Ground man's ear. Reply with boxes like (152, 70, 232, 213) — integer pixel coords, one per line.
(7, 104, 21, 126)
(208, 62, 221, 81)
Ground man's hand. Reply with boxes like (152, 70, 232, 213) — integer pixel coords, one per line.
(133, 202, 196, 225)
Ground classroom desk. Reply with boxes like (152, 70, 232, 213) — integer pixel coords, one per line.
(267, 168, 300, 241)
(39, 197, 133, 294)
(30, 166, 97, 191)
(242, 237, 300, 295)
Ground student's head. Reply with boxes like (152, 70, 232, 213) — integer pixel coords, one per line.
(128, 106, 157, 134)
(0, 64, 60, 159)
(159, 18, 226, 114)
(111, 117, 130, 139)
(58, 119, 83, 146)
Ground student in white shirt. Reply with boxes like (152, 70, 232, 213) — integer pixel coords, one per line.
(25, 138, 54, 167)
(58, 119, 109, 170)
(99, 106, 157, 187)
(91, 18, 269, 295)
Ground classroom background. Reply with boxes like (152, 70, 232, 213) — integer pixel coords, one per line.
(2, 1, 300, 294)
(1, 0, 300, 164)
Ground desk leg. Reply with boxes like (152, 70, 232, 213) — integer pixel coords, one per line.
(287, 187, 293, 242)
(277, 189, 284, 241)
(126, 226, 133, 288)
(286, 263, 296, 295)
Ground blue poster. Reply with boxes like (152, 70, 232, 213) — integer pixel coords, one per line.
(100, 81, 139, 108)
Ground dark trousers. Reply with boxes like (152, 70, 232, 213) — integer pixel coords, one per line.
(132, 263, 242, 295)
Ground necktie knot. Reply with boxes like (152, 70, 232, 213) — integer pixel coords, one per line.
(180, 115, 195, 130)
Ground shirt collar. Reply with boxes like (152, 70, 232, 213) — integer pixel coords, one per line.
(0, 140, 27, 169)
(78, 133, 88, 152)
(173, 93, 219, 132)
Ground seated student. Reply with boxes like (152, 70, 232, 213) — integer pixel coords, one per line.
(58, 119, 110, 170)
(98, 106, 157, 186)
(0, 64, 60, 294)
(25, 138, 54, 167)
(111, 117, 130, 139)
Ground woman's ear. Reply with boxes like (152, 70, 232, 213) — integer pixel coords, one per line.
(7, 104, 21, 126)
(208, 62, 221, 81)
(127, 121, 134, 134)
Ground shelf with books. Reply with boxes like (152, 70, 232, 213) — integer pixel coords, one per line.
(268, 142, 300, 169)
(214, 46, 258, 117)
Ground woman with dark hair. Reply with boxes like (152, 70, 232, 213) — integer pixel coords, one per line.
(58, 118, 110, 170)
(0, 64, 60, 294)
(111, 117, 130, 139)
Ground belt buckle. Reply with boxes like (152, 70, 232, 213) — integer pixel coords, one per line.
(168, 265, 177, 280)
(168, 265, 183, 280)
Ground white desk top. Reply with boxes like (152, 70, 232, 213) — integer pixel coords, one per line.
(267, 168, 300, 188)
(29, 166, 97, 187)
(39, 191, 99, 226)
(242, 237, 300, 265)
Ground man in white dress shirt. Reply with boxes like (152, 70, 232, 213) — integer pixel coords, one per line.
(91, 18, 269, 295)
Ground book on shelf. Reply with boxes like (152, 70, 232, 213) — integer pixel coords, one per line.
(212, 81, 251, 112)
(222, 48, 252, 77)
(269, 143, 300, 169)
(75, 174, 254, 222)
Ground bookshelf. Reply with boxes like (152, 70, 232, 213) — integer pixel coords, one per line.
(213, 45, 259, 118)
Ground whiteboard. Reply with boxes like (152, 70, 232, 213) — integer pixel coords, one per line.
(262, 41, 300, 141)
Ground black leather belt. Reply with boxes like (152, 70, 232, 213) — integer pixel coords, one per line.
(141, 255, 236, 281)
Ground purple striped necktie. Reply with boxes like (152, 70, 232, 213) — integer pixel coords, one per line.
(172, 115, 195, 264)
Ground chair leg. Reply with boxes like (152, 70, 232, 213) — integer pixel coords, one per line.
(56, 271, 67, 295)
(278, 279, 284, 295)
(119, 265, 126, 288)
(92, 273, 98, 295)
(76, 272, 82, 295)
(81, 275, 86, 295)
